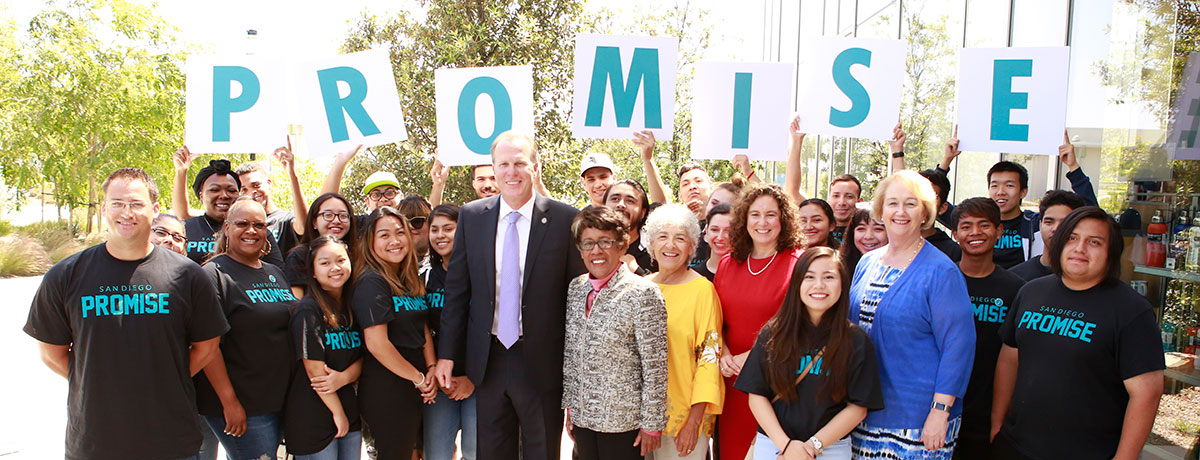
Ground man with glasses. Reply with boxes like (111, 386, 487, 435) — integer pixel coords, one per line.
(24, 168, 228, 460)
(233, 149, 308, 256)
(319, 145, 406, 218)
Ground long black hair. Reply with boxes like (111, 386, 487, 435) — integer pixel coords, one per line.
(428, 203, 460, 268)
(304, 235, 354, 328)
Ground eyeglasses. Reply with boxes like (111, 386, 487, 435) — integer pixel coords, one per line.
(318, 211, 351, 222)
(151, 226, 186, 244)
(578, 239, 618, 251)
(230, 220, 267, 231)
(368, 188, 400, 200)
(409, 216, 426, 229)
(107, 200, 149, 212)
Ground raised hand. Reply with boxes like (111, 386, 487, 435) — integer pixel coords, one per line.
(940, 125, 961, 171)
(273, 137, 295, 172)
(732, 154, 753, 178)
(889, 123, 906, 154)
(430, 157, 449, 186)
(789, 115, 805, 143)
(173, 145, 199, 173)
(1058, 129, 1079, 171)
(633, 130, 657, 160)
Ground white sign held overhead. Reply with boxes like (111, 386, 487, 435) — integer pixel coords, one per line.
(435, 66, 535, 166)
(571, 34, 678, 140)
(795, 37, 904, 141)
(294, 48, 408, 158)
(1168, 52, 1200, 161)
(956, 47, 1070, 155)
(184, 55, 289, 153)
(691, 61, 794, 161)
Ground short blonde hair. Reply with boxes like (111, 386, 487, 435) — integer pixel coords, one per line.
(490, 131, 539, 164)
(871, 170, 938, 231)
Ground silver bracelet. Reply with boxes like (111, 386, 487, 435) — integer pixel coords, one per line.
(414, 371, 427, 387)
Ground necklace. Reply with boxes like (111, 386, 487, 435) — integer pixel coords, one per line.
(747, 251, 779, 276)
(892, 240, 923, 269)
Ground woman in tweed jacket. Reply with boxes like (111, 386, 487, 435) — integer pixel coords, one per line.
(563, 206, 669, 460)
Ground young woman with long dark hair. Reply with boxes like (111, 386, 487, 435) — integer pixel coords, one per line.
(734, 247, 882, 460)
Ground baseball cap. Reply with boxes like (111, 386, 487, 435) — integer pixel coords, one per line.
(579, 153, 618, 177)
(363, 171, 402, 195)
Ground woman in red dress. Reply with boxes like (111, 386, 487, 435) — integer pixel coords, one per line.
(713, 184, 805, 460)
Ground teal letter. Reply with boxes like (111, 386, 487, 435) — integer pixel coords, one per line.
(316, 66, 381, 143)
(458, 77, 514, 155)
(584, 47, 662, 128)
(991, 59, 1033, 142)
(212, 66, 260, 142)
(731, 72, 753, 149)
(829, 48, 872, 128)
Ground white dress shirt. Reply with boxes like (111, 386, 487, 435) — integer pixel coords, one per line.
(492, 195, 534, 336)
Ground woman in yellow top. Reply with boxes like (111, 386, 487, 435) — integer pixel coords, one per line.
(643, 204, 725, 460)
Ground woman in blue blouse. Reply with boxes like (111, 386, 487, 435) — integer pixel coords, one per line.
(847, 170, 975, 459)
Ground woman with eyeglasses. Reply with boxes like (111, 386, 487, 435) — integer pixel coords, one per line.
(151, 213, 189, 256)
(194, 196, 299, 459)
(172, 148, 284, 266)
(284, 193, 358, 299)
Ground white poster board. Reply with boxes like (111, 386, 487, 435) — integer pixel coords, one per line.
(435, 66, 535, 166)
(294, 49, 408, 157)
(571, 34, 678, 140)
(691, 61, 794, 161)
(1169, 52, 1200, 161)
(184, 56, 289, 153)
(795, 37, 904, 141)
(956, 47, 1070, 155)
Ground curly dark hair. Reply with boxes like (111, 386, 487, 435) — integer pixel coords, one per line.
(730, 184, 803, 262)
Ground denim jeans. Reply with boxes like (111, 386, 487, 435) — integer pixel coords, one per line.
(295, 430, 363, 460)
(421, 391, 477, 460)
(203, 411, 283, 460)
(753, 432, 851, 460)
(197, 414, 221, 460)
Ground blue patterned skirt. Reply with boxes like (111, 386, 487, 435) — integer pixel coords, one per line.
(850, 417, 961, 459)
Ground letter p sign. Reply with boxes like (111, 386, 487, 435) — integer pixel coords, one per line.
(212, 66, 260, 142)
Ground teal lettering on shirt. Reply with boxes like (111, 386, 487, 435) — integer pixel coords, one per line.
(81, 292, 171, 318)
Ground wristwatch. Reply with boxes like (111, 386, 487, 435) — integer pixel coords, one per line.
(931, 401, 951, 412)
(891, 150, 905, 158)
(807, 436, 823, 456)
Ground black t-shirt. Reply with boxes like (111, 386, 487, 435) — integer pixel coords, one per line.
(734, 326, 884, 441)
(626, 236, 657, 275)
(23, 244, 228, 460)
(831, 225, 847, 245)
(997, 277, 1165, 459)
(926, 228, 962, 262)
(959, 266, 1025, 446)
(424, 261, 465, 375)
(993, 215, 1026, 268)
(267, 209, 300, 257)
(352, 269, 429, 350)
(693, 261, 716, 282)
(283, 245, 311, 288)
(184, 214, 285, 267)
(195, 255, 298, 417)
(284, 297, 364, 455)
(1010, 257, 1052, 282)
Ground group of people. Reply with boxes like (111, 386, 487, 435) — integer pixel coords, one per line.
(25, 117, 1166, 460)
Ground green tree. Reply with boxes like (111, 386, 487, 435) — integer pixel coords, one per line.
(1, 0, 188, 232)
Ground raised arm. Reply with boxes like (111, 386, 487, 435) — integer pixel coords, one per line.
(429, 157, 449, 207)
(274, 139, 308, 235)
(784, 115, 807, 203)
(937, 125, 960, 174)
(1059, 130, 1098, 207)
(533, 162, 553, 200)
(172, 145, 199, 219)
(889, 123, 906, 174)
(634, 130, 670, 203)
(319, 144, 363, 197)
(732, 155, 762, 185)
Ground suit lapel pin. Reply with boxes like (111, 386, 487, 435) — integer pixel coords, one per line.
(541, 217, 547, 224)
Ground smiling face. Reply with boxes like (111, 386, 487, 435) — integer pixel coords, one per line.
(1040, 204, 1074, 247)
(238, 170, 272, 209)
(103, 178, 159, 244)
(650, 225, 695, 274)
(705, 213, 733, 258)
(800, 255, 841, 323)
(201, 174, 239, 221)
(988, 171, 1028, 217)
(365, 186, 400, 211)
(798, 203, 832, 248)
(678, 169, 712, 204)
(853, 218, 887, 254)
(371, 215, 410, 267)
(472, 165, 499, 199)
(1059, 218, 1110, 286)
(705, 188, 736, 216)
(880, 181, 925, 240)
(578, 227, 627, 279)
(953, 214, 1000, 258)
(312, 243, 352, 293)
(150, 217, 186, 255)
(224, 203, 268, 261)
(829, 181, 860, 225)
(581, 167, 614, 207)
(604, 183, 645, 229)
(493, 140, 538, 205)
(746, 195, 782, 251)
(314, 198, 351, 239)
(428, 214, 457, 259)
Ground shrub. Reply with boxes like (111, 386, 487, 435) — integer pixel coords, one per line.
(18, 221, 84, 263)
(0, 236, 52, 277)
